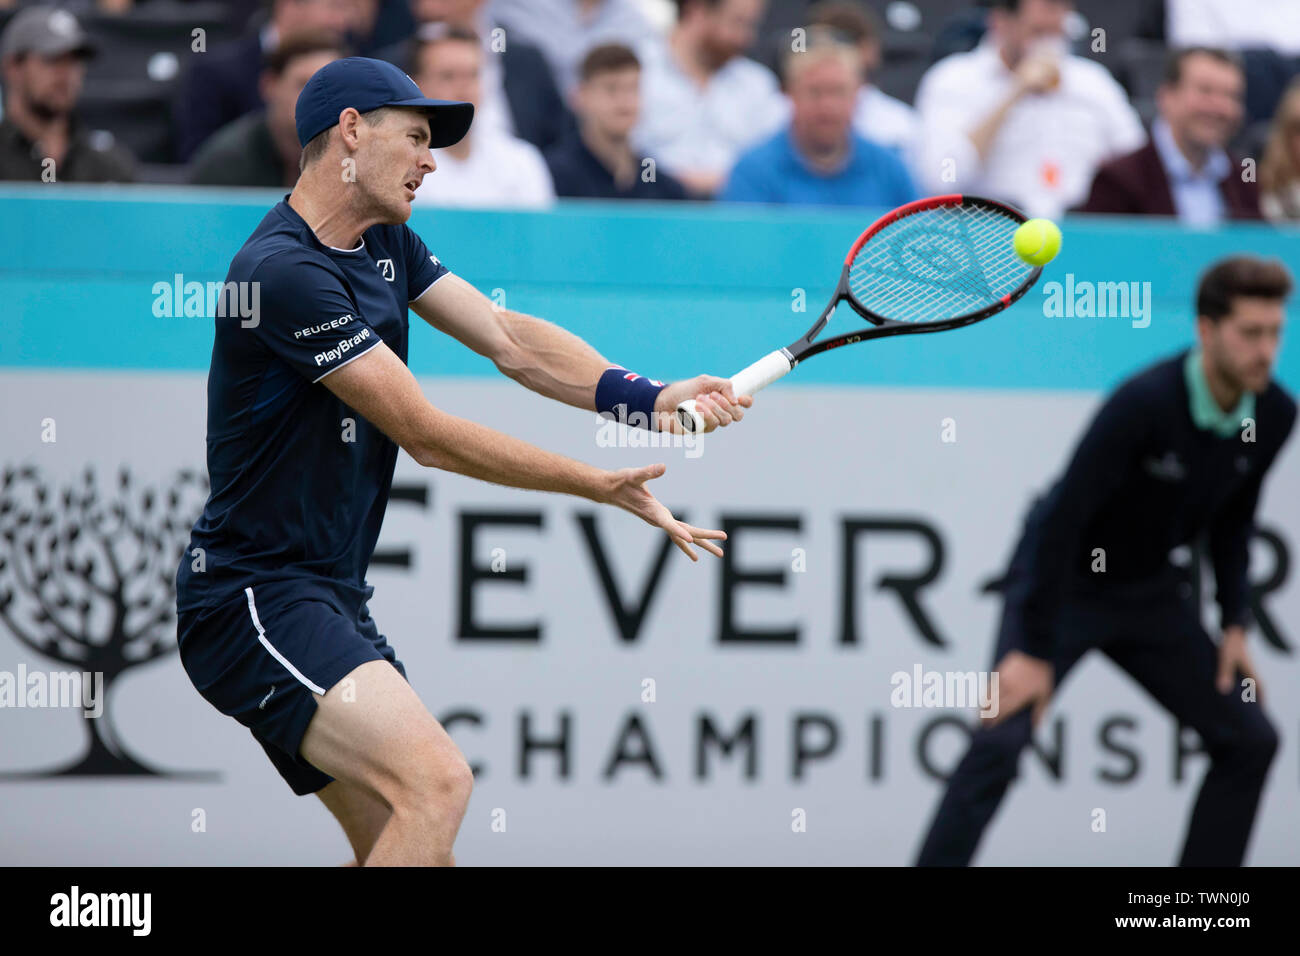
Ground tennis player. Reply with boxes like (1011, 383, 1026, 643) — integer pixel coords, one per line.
(174, 57, 750, 867)
(916, 255, 1295, 866)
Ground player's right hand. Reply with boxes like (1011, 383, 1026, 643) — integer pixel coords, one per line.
(982, 650, 1054, 728)
(603, 462, 726, 561)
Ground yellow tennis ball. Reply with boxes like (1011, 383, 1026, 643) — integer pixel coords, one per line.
(1013, 218, 1062, 267)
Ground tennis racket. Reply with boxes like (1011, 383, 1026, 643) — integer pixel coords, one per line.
(676, 194, 1046, 433)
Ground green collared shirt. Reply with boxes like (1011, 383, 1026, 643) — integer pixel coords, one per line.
(1184, 348, 1255, 438)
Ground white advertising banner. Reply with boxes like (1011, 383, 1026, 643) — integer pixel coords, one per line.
(1, 371, 1297, 865)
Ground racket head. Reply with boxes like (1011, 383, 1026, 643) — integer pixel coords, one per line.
(821, 195, 1042, 349)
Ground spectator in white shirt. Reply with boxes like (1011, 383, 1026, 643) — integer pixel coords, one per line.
(804, 0, 918, 160)
(412, 25, 555, 209)
(634, 0, 786, 197)
(491, 0, 657, 95)
(912, 0, 1145, 220)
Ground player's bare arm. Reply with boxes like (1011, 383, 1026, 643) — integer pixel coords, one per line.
(321, 339, 725, 560)
(409, 273, 753, 432)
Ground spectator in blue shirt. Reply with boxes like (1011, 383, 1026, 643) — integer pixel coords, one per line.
(545, 43, 687, 201)
(722, 28, 918, 208)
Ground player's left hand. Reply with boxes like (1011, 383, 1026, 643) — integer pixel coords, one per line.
(654, 375, 753, 434)
(605, 462, 726, 561)
(1216, 625, 1262, 700)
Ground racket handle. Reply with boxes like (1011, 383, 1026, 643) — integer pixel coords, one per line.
(675, 350, 793, 434)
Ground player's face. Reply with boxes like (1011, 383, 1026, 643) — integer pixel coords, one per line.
(788, 56, 858, 152)
(1202, 298, 1285, 394)
(11, 51, 85, 117)
(577, 67, 640, 139)
(415, 39, 481, 109)
(1159, 55, 1244, 153)
(356, 109, 436, 223)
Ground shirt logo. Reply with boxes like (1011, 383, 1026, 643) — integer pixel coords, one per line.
(1143, 451, 1186, 482)
(430, 253, 441, 266)
(377, 258, 396, 281)
(294, 314, 352, 339)
(314, 327, 372, 366)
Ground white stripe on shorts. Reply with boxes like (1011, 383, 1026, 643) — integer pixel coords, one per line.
(244, 586, 326, 695)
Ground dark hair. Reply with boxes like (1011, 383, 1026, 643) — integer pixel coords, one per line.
(263, 29, 347, 77)
(1162, 46, 1243, 87)
(806, 0, 881, 45)
(1197, 256, 1293, 321)
(579, 42, 640, 82)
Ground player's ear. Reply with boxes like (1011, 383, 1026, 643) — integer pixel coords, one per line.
(1194, 313, 1215, 348)
(337, 107, 363, 151)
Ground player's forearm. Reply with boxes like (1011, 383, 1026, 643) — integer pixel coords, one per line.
(493, 310, 611, 410)
(414, 407, 612, 502)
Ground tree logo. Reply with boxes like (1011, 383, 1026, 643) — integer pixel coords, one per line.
(0, 464, 216, 780)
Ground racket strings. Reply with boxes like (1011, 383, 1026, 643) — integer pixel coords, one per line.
(848, 203, 1035, 323)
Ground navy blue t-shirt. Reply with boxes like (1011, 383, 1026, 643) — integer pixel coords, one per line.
(175, 197, 448, 612)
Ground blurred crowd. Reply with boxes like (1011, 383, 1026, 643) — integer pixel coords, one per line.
(3, 0, 1300, 224)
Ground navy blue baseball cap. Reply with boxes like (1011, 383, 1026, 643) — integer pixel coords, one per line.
(295, 56, 474, 149)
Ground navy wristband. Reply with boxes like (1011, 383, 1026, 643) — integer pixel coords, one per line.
(596, 367, 666, 430)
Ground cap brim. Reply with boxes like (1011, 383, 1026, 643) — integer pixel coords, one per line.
(388, 97, 474, 148)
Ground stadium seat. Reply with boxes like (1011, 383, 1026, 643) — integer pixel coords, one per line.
(875, 29, 933, 104)
(1075, 0, 1166, 87)
(77, 78, 176, 165)
(77, 1, 238, 163)
(1117, 37, 1168, 105)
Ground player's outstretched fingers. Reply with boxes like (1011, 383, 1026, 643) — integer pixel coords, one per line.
(631, 462, 667, 484)
(680, 522, 726, 558)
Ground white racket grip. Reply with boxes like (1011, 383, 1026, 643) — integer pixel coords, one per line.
(675, 350, 793, 433)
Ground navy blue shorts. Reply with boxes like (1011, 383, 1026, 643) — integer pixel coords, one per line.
(177, 578, 406, 795)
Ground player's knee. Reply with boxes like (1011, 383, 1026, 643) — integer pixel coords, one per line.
(388, 744, 473, 815)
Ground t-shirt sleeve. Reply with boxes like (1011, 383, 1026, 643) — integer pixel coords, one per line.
(400, 224, 450, 302)
(249, 251, 382, 383)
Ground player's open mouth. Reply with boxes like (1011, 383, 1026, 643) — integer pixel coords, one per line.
(404, 180, 419, 199)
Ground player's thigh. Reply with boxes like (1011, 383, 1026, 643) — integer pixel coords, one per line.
(301, 659, 472, 807)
